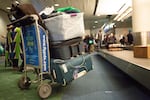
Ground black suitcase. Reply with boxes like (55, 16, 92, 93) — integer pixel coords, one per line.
(50, 37, 85, 60)
(78, 41, 85, 54)
(50, 54, 93, 85)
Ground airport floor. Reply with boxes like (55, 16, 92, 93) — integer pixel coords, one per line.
(0, 54, 150, 100)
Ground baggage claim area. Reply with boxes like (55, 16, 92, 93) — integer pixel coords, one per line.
(0, 0, 150, 100)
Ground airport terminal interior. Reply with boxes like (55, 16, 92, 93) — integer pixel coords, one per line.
(0, 0, 150, 100)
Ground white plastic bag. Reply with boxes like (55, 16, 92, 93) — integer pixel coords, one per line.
(39, 6, 54, 15)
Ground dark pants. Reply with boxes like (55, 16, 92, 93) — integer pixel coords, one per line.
(11, 59, 18, 70)
(11, 59, 18, 67)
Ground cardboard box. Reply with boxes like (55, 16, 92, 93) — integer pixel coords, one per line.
(133, 45, 150, 58)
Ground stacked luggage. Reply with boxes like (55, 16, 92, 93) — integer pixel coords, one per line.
(42, 7, 93, 88)
(7, 3, 93, 99)
(43, 9, 85, 60)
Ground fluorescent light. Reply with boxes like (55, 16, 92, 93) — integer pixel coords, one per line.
(114, 4, 129, 20)
(121, 12, 132, 21)
(117, 7, 132, 21)
(94, 21, 98, 23)
(54, 4, 59, 7)
(114, 0, 132, 21)
(93, 26, 96, 28)
(15, 1, 19, 4)
(6, 7, 11, 10)
(101, 23, 106, 29)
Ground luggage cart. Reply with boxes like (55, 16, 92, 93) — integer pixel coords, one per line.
(7, 15, 53, 99)
(7, 15, 93, 99)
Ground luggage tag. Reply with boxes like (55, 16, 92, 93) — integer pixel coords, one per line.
(70, 13, 77, 17)
(73, 69, 87, 80)
(73, 69, 79, 79)
(60, 64, 68, 73)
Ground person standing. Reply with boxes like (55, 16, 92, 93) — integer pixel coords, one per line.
(95, 30, 102, 49)
(127, 30, 133, 45)
(106, 33, 116, 49)
(119, 35, 125, 45)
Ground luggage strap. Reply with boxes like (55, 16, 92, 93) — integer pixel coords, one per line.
(68, 56, 88, 71)
(53, 56, 88, 71)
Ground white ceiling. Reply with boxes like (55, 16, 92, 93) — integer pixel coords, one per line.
(95, 0, 128, 16)
(0, 0, 132, 29)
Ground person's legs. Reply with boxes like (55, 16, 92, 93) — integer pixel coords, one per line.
(12, 59, 19, 70)
(19, 61, 24, 72)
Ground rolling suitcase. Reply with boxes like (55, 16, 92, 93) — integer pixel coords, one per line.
(50, 37, 85, 60)
(50, 54, 93, 85)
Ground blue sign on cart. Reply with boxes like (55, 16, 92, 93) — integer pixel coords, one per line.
(22, 25, 39, 67)
(39, 26, 49, 72)
(22, 24, 49, 72)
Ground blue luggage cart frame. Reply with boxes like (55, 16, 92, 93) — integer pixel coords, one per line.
(7, 15, 52, 99)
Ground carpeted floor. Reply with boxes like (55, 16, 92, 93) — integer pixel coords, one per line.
(0, 54, 150, 100)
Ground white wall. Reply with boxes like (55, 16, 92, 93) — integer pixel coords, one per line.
(132, 0, 150, 32)
(0, 11, 10, 43)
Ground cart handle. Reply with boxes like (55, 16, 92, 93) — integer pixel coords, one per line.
(7, 14, 39, 27)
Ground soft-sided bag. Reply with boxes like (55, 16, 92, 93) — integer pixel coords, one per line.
(50, 54, 93, 85)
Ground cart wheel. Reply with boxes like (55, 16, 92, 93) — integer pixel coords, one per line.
(37, 83, 52, 99)
(18, 76, 31, 89)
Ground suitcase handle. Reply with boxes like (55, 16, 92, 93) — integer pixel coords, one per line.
(71, 65, 88, 71)
(68, 56, 87, 71)
(53, 59, 65, 64)
(70, 42, 79, 47)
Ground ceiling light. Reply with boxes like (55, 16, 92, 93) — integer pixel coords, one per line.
(54, 4, 59, 7)
(117, 7, 132, 21)
(121, 12, 132, 21)
(15, 1, 20, 4)
(93, 26, 96, 28)
(114, 0, 132, 21)
(101, 23, 106, 29)
(94, 21, 98, 23)
(6, 7, 11, 10)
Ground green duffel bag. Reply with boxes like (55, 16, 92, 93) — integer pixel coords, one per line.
(50, 54, 93, 86)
